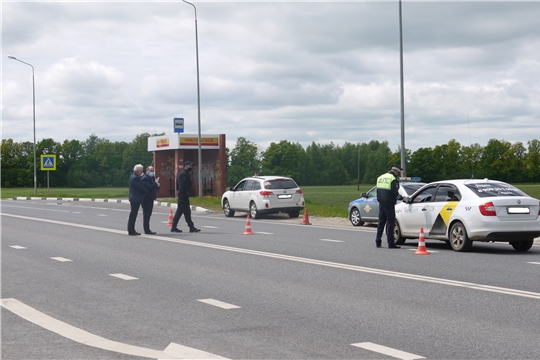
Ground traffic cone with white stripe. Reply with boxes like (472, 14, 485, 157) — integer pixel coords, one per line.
(166, 209, 174, 227)
(301, 208, 312, 225)
(415, 227, 430, 255)
(243, 214, 253, 235)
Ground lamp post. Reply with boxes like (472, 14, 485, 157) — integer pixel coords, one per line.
(8, 55, 37, 196)
(398, 0, 407, 176)
(182, 0, 203, 197)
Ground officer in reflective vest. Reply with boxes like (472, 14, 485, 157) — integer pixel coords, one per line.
(375, 165, 406, 248)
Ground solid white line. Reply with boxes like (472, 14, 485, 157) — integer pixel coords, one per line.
(0, 298, 228, 359)
(51, 257, 72, 262)
(255, 231, 273, 235)
(3, 213, 540, 300)
(109, 273, 138, 280)
(10, 245, 26, 249)
(527, 262, 540, 265)
(198, 299, 241, 310)
(319, 238, 344, 243)
(203, 226, 219, 229)
(351, 342, 425, 360)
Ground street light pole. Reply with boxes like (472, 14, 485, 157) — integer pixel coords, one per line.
(182, 0, 203, 197)
(398, 0, 407, 176)
(8, 55, 37, 196)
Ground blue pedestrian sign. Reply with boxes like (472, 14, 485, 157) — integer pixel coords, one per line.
(41, 154, 56, 171)
(173, 118, 184, 133)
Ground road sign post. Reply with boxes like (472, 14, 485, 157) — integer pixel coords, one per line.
(41, 154, 56, 196)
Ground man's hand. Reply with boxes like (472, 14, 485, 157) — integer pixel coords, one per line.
(402, 196, 410, 202)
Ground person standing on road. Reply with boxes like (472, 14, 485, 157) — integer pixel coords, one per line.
(141, 166, 160, 235)
(170, 161, 201, 233)
(127, 164, 149, 236)
(375, 165, 407, 248)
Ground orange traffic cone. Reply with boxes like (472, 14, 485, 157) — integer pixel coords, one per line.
(301, 209, 312, 225)
(166, 209, 174, 226)
(415, 227, 430, 255)
(243, 214, 253, 235)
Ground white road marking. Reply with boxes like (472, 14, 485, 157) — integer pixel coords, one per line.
(527, 262, 540, 265)
(3, 213, 540, 300)
(319, 238, 344, 243)
(406, 249, 438, 253)
(1, 298, 228, 359)
(198, 299, 241, 310)
(203, 226, 219, 229)
(73, 212, 82, 214)
(97, 214, 107, 217)
(255, 232, 273, 235)
(351, 342, 425, 360)
(109, 273, 138, 280)
(51, 257, 72, 262)
(10, 245, 26, 249)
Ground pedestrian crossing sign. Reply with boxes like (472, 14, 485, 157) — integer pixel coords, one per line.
(41, 154, 56, 171)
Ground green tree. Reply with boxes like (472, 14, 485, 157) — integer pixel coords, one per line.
(261, 140, 307, 184)
(227, 137, 260, 186)
(525, 139, 540, 182)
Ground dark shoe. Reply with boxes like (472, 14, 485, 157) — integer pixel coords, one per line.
(170, 227, 182, 233)
(189, 227, 201, 233)
(376, 243, 381, 248)
(388, 244, 401, 249)
(128, 231, 141, 236)
(144, 231, 157, 235)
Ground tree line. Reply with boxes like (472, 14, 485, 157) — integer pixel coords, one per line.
(2, 134, 539, 190)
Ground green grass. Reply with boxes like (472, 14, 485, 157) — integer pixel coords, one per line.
(2, 183, 539, 219)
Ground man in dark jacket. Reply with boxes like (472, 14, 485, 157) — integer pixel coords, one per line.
(375, 165, 407, 248)
(141, 166, 160, 234)
(171, 161, 200, 233)
(127, 164, 149, 235)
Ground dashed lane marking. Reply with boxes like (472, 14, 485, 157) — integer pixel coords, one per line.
(527, 262, 540, 265)
(10, 245, 26, 249)
(51, 257, 72, 262)
(319, 238, 344, 243)
(109, 273, 138, 280)
(351, 342, 425, 360)
(198, 299, 241, 310)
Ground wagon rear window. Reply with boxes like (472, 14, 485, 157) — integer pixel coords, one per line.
(465, 182, 528, 198)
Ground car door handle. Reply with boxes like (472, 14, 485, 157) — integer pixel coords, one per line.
(422, 208, 427, 211)
(446, 207, 453, 211)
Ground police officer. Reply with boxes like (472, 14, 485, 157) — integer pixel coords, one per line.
(375, 165, 407, 248)
(170, 161, 201, 233)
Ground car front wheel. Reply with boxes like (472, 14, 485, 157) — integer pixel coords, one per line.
(223, 199, 235, 217)
(349, 208, 364, 226)
(250, 201, 260, 219)
(288, 211, 300, 218)
(394, 221, 406, 245)
(510, 239, 534, 252)
(449, 222, 472, 252)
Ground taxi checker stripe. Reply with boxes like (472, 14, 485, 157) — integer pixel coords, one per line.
(3, 213, 540, 300)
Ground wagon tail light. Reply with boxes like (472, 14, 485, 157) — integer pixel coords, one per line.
(259, 191, 274, 197)
(479, 202, 496, 216)
(296, 189, 303, 194)
(538, 201, 540, 216)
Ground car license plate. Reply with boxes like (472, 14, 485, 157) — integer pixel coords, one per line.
(507, 207, 529, 214)
(278, 194, 292, 199)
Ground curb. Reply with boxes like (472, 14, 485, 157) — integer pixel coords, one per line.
(10, 197, 213, 213)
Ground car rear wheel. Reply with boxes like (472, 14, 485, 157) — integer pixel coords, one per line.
(288, 211, 300, 218)
(223, 199, 235, 217)
(394, 221, 406, 245)
(510, 239, 534, 252)
(250, 201, 260, 219)
(449, 222, 472, 252)
(349, 208, 364, 227)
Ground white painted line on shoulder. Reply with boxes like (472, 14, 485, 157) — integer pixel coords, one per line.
(1, 298, 228, 359)
(198, 299, 241, 310)
(320, 238, 344, 243)
(10, 245, 26, 249)
(527, 262, 540, 265)
(351, 342, 425, 360)
(51, 257, 72, 262)
(109, 273, 138, 280)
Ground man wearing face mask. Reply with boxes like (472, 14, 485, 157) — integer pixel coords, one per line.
(127, 164, 149, 235)
(171, 161, 201, 233)
(141, 166, 160, 234)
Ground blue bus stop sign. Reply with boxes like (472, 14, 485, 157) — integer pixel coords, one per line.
(174, 118, 184, 133)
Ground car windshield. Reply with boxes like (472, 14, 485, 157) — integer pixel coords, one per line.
(465, 182, 528, 198)
(264, 179, 298, 189)
(402, 183, 424, 195)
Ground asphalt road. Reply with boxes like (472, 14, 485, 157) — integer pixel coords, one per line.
(2, 199, 540, 359)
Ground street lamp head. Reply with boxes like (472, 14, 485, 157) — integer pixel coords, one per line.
(8, 55, 17, 59)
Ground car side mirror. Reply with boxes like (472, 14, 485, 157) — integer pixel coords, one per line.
(361, 192, 367, 198)
(229, 186, 235, 191)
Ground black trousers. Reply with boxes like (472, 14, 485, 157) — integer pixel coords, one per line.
(127, 201, 142, 232)
(376, 203, 396, 245)
(172, 198, 193, 229)
(142, 198, 154, 232)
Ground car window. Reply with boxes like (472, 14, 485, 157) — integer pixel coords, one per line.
(412, 186, 437, 203)
(253, 181, 261, 190)
(465, 182, 528, 198)
(245, 180, 255, 191)
(433, 185, 461, 202)
(264, 179, 298, 190)
(234, 180, 247, 191)
(401, 183, 425, 195)
(367, 187, 377, 198)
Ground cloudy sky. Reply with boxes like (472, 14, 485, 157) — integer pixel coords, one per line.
(3, 1, 540, 153)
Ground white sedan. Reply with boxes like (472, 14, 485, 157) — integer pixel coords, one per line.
(394, 179, 540, 252)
